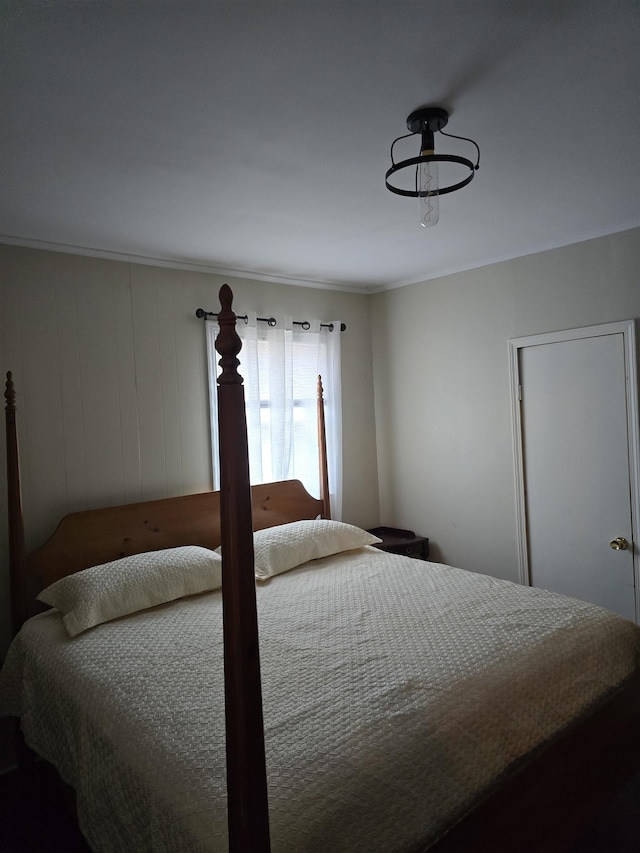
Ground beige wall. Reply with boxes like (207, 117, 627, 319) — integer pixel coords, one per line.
(0, 245, 380, 658)
(371, 227, 640, 581)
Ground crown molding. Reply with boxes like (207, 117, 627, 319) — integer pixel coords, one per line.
(0, 236, 369, 295)
(371, 221, 640, 293)
(1, 221, 637, 296)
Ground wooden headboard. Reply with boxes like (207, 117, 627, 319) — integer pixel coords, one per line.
(25, 480, 323, 591)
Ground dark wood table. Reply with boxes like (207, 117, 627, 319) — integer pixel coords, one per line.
(367, 526, 429, 560)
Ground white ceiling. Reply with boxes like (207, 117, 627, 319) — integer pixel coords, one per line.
(1, 1, 639, 292)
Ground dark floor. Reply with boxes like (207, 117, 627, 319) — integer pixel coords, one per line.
(569, 770, 640, 853)
(0, 764, 90, 853)
(0, 765, 638, 852)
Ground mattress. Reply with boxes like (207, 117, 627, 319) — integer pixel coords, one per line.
(1, 547, 639, 852)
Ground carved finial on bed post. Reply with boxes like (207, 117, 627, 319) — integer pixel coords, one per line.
(216, 283, 244, 387)
(5, 370, 16, 410)
(215, 286, 271, 852)
(5, 372, 27, 636)
(317, 375, 331, 520)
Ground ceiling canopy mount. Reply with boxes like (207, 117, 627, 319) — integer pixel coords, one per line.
(406, 107, 449, 135)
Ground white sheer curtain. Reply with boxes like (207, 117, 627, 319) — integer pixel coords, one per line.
(206, 314, 343, 520)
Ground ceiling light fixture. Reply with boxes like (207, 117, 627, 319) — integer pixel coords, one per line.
(385, 107, 480, 228)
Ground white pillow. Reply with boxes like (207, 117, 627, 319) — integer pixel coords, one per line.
(37, 546, 222, 637)
(248, 519, 382, 580)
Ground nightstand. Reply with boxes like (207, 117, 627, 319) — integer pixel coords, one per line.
(367, 527, 429, 560)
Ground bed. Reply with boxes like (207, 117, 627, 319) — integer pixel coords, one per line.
(2, 284, 640, 853)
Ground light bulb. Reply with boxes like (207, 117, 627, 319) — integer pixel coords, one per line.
(419, 151, 439, 228)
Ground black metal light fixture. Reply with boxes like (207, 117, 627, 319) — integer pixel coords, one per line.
(385, 107, 480, 227)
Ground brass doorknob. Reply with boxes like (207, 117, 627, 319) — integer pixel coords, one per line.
(609, 537, 629, 551)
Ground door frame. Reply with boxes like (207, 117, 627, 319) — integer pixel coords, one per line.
(508, 320, 640, 622)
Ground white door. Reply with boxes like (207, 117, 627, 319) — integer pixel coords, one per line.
(509, 322, 639, 622)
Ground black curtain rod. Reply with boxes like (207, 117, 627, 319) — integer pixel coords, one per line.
(195, 308, 346, 332)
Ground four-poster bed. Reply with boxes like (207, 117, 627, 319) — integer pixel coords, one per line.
(2, 284, 640, 852)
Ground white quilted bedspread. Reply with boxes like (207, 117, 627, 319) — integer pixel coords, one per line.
(1, 547, 639, 852)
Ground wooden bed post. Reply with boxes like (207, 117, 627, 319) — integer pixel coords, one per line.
(216, 285, 271, 853)
(317, 375, 331, 520)
(5, 372, 27, 635)
(5, 372, 35, 772)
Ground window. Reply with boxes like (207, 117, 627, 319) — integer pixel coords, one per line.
(206, 312, 343, 519)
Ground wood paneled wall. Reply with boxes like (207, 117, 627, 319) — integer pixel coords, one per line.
(1, 255, 213, 546)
